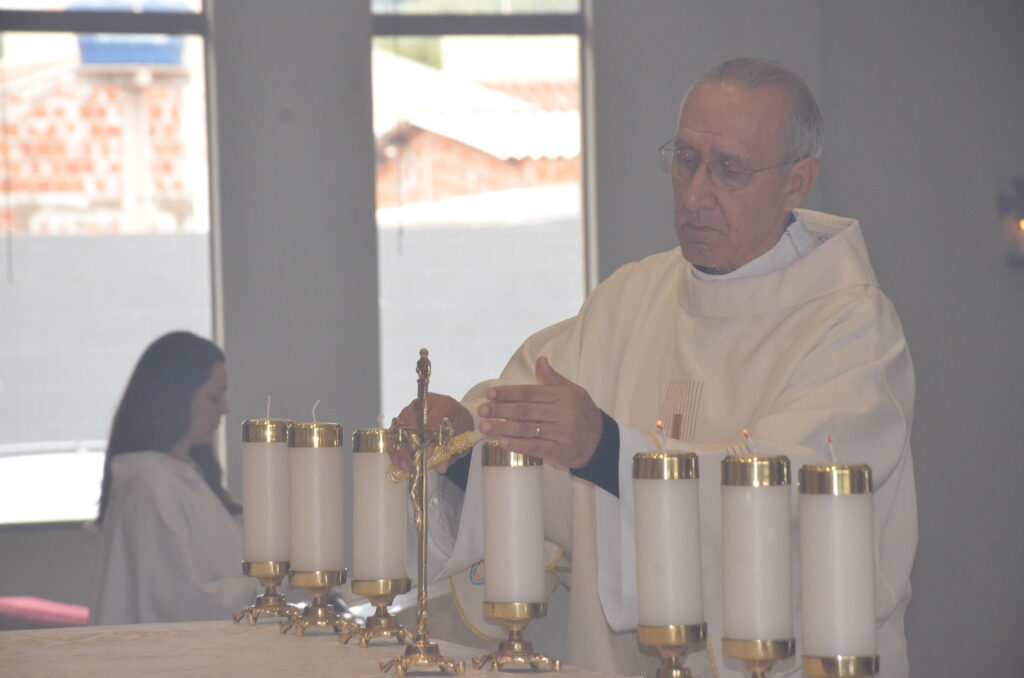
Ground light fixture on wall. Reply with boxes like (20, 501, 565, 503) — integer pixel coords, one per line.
(997, 177, 1024, 265)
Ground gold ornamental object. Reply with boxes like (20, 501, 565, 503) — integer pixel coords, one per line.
(637, 623, 707, 678)
(232, 560, 299, 624)
(722, 638, 796, 678)
(341, 578, 413, 647)
(721, 455, 789, 487)
(798, 464, 872, 495)
(379, 349, 465, 677)
(803, 655, 880, 678)
(633, 451, 699, 480)
(472, 602, 560, 672)
(279, 569, 357, 636)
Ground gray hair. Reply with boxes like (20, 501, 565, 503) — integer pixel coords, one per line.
(695, 57, 824, 161)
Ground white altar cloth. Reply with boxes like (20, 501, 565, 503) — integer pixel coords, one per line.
(0, 619, 618, 678)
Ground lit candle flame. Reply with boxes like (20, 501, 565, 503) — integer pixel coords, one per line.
(1018, 218, 1024, 233)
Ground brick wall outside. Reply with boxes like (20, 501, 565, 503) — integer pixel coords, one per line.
(376, 127, 579, 208)
(1, 70, 197, 236)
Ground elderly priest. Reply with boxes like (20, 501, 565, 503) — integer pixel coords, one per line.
(396, 57, 917, 678)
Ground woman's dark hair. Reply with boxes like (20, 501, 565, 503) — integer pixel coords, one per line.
(97, 331, 239, 522)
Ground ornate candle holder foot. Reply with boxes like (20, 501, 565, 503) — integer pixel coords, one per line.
(380, 640, 466, 678)
(341, 578, 413, 647)
(723, 638, 794, 678)
(802, 655, 879, 678)
(232, 561, 299, 624)
(472, 602, 560, 672)
(638, 623, 707, 678)
(279, 569, 355, 636)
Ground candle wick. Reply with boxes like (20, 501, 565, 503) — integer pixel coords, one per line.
(742, 428, 757, 456)
(655, 420, 666, 449)
(266, 395, 271, 420)
(827, 434, 837, 463)
(312, 399, 321, 424)
(377, 414, 384, 429)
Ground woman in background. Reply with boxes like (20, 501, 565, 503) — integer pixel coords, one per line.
(90, 331, 256, 625)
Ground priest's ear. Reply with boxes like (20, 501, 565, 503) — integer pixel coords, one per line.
(782, 157, 820, 212)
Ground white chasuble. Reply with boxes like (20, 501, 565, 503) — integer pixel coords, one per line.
(429, 209, 917, 678)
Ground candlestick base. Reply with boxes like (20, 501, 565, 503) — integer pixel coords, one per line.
(232, 561, 300, 624)
(722, 638, 795, 678)
(472, 602, 560, 672)
(279, 569, 356, 636)
(802, 655, 879, 678)
(638, 623, 707, 678)
(380, 638, 466, 678)
(340, 578, 413, 647)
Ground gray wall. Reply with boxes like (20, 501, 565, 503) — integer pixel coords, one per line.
(4, 2, 1022, 675)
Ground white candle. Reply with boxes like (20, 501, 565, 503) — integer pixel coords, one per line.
(721, 455, 792, 641)
(241, 419, 293, 563)
(799, 464, 876, 658)
(633, 452, 703, 626)
(482, 443, 546, 603)
(289, 422, 345, 573)
(352, 429, 407, 581)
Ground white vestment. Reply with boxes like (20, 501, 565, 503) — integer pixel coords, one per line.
(430, 209, 917, 677)
(91, 451, 257, 625)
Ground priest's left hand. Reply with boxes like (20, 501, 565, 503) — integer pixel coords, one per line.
(477, 356, 602, 469)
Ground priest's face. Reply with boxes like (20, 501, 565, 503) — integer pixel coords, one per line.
(671, 82, 816, 274)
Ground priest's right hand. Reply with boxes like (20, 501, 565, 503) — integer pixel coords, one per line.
(389, 393, 475, 475)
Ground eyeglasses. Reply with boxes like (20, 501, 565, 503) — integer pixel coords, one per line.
(658, 139, 797, 191)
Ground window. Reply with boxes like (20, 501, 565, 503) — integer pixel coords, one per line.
(0, 2, 212, 524)
(372, 0, 588, 417)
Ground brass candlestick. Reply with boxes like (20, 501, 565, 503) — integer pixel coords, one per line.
(722, 639, 795, 678)
(473, 602, 560, 672)
(637, 623, 707, 678)
(232, 560, 299, 624)
(380, 349, 465, 677)
(341, 578, 413, 646)
(280, 569, 355, 636)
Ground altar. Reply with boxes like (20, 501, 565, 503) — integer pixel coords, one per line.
(0, 620, 619, 678)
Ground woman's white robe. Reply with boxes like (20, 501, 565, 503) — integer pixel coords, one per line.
(91, 451, 256, 625)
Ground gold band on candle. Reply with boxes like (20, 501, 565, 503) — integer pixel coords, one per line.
(290, 569, 344, 588)
(637, 622, 707, 648)
(722, 638, 795, 662)
(633, 451, 699, 480)
(482, 441, 542, 467)
(292, 422, 343, 448)
(722, 455, 790, 487)
(799, 464, 872, 495)
(242, 561, 290, 579)
(242, 419, 293, 444)
(482, 601, 548, 623)
(352, 578, 412, 598)
(353, 428, 392, 454)
(803, 654, 880, 677)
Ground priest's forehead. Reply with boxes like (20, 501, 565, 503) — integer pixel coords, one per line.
(676, 82, 791, 164)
